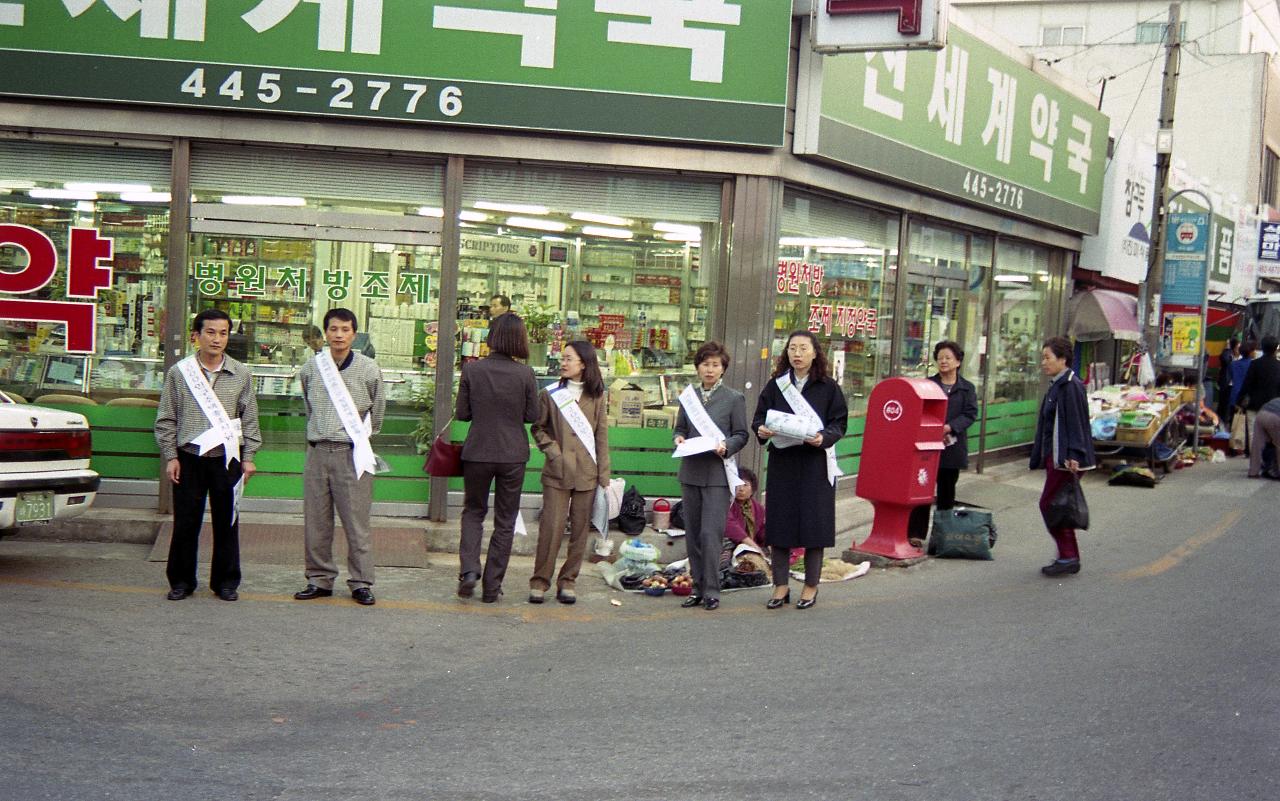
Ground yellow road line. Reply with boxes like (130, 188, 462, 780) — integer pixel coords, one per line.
(1113, 509, 1242, 580)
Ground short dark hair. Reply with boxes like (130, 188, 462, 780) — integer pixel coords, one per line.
(1261, 336, 1278, 356)
(191, 308, 231, 333)
(323, 307, 358, 332)
(489, 294, 511, 309)
(737, 468, 758, 495)
(1243, 339, 1259, 356)
(560, 340, 605, 398)
(772, 330, 829, 383)
(934, 340, 964, 363)
(694, 341, 732, 370)
(1042, 336, 1074, 368)
(487, 312, 529, 359)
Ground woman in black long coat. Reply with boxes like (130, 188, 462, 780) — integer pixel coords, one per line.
(907, 340, 979, 547)
(753, 330, 848, 610)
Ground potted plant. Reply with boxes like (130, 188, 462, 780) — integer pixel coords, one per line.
(522, 304, 556, 369)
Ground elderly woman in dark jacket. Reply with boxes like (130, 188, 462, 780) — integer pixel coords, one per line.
(908, 340, 979, 547)
(1031, 336, 1097, 577)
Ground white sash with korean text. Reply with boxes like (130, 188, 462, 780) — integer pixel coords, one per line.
(777, 375, 843, 487)
(549, 386, 597, 464)
(677, 384, 744, 495)
(178, 356, 242, 469)
(315, 350, 379, 479)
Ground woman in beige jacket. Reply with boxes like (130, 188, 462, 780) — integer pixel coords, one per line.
(529, 340, 611, 604)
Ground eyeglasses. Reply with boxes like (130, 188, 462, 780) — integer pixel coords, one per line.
(559, 355, 581, 363)
(787, 345, 814, 353)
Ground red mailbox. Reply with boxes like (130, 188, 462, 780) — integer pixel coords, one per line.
(855, 377, 948, 559)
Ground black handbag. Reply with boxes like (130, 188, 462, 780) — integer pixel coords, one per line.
(1044, 476, 1090, 530)
(928, 507, 997, 560)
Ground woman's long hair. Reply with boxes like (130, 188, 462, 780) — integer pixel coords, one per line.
(559, 340, 605, 398)
(772, 330, 829, 382)
(487, 312, 529, 360)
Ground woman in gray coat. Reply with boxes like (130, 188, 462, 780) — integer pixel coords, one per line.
(673, 341, 749, 611)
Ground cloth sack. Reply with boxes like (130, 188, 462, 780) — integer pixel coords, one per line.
(1044, 476, 1090, 530)
(423, 432, 463, 477)
(928, 507, 997, 560)
(1230, 411, 1248, 451)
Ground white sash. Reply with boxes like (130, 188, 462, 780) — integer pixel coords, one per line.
(178, 356, 242, 469)
(776, 375, 843, 487)
(677, 384, 744, 495)
(549, 385, 597, 464)
(315, 350, 379, 479)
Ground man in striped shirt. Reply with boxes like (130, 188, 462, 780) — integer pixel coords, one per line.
(155, 308, 261, 602)
(292, 308, 386, 606)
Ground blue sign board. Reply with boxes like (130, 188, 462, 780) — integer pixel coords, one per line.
(1162, 213, 1209, 307)
(1260, 221, 1280, 262)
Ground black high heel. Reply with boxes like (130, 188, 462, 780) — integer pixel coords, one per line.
(681, 595, 703, 608)
(796, 587, 819, 610)
(766, 590, 790, 610)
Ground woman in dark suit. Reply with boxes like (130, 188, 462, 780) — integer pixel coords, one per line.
(1030, 336, 1097, 577)
(907, 340, 980, 548)
(673, 341, 749, 612)
(753, 330, 848, 610)
(455, 313, 540, 603)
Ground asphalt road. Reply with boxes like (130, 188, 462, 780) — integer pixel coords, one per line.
(1, 458, 1276, 801)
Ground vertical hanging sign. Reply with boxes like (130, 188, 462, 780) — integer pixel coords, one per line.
(1159, 212, 1209, 367)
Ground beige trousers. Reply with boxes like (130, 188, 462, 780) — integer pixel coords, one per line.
(303, 442, 375, 590)
(530, 486, 595, 591)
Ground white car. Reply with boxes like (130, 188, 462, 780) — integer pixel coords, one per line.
(0, 391, 99, 535)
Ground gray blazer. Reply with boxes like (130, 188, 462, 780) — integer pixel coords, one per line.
(673, 385, 749, 487)
(456, 354, 540, 463)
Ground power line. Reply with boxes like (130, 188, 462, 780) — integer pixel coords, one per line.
(1042, 9, 1169, 66)
(1104, 52, 1161, 177)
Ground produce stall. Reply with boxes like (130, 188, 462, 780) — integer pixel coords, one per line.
(1088, 385, 1193, 473)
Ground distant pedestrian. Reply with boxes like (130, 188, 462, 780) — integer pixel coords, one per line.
(907, 340, 979, 548)
(1030, 336, 1096, 577)
(1214, 337, 1238, 423)
(673, 341, 749, 612)
(1228, 340, 1257, 410)
(293, 308, 386, 606)
(456, 313, 540, 603)
(529, 341, 610, 605)
(155, 308, 261, 602)
(752, 331, 848, 610)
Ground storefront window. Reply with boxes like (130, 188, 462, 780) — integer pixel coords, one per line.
(0, 141, 171, 406)
(775, 191, 899, 416)
(458, 163, 723, 417)
(899, 222, 990, 382)
(989, 240, 1052, 404)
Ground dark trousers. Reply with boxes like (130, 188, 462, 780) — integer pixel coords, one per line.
(1039, 457, 1080, 561)
(907, 467, 960, 540)
(681, 483, 731, 600)
(167, 450, 242, 592)
(460, 460, 526, 595)
(772, 546, 823, 588)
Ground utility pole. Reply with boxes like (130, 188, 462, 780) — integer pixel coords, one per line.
(1140, 3, 1183, 361)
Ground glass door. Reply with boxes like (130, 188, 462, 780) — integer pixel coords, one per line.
(898, 223, 990, 380)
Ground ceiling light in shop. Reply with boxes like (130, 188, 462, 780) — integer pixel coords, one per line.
(994, 274, 1031, 283)
(571, 212, 631, 226)
(661, 232, 701, 243)
(459, 211, 488, 222)
(505, 216, 567, 232)
(75, 201, 96, 213)
(654, 222, 702, 236)
(475, 201, 549, 215)
(120, 192, 172, 203)
(417, 206, 444, 217)
(29, 188, 98, 200)
(0, 180, 35, 190)
(64, 182, 152, 194)
(581, 225, 632, 240)
(779, 237, 866, 248)
(221, 195, 306, 206)
(816, 246, 884, 255)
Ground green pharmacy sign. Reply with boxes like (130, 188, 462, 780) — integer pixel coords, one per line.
(795, 25, 1110, 233)
(0, 0, 791, 147)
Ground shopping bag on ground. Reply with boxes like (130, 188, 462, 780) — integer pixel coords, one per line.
(1044, 476, 1090, 530)
(1230, 412, 1247, 451)
(928, 507, 996, 560)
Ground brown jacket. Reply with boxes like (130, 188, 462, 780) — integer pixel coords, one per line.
(456, 354, 540, 463)
(531, 386, 610, 491)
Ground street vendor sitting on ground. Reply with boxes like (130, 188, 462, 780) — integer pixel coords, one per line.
(723, 468, 802, 564)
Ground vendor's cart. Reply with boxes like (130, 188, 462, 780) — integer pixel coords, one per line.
(1090, 387, 1194, 475)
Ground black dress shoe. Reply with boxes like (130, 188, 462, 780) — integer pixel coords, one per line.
(1040, 560, 1081, 576)
(352, 587, 375, 606)
(216, 588, 239, 602)
(703, 597, 720, 611)
(293, 584, 333, 600)
(481, 589, 502, 604)
(681, 595, 703, 608)
(166, 587, 192, 601)
(796, 588, 819, 610)
(457, 572, 479, 598)
(766, 590, 791, 610)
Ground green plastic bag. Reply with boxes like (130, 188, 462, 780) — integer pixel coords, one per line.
(928, 507, 997, 560)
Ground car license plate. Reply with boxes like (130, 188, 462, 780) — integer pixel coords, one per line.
(15, 491, 54, 524)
